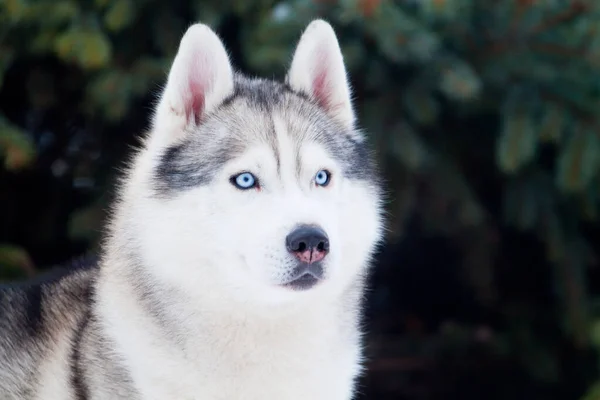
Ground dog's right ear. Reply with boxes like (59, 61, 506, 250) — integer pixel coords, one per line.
(152, 23, 234, 146)
(287, 20, 355, 131)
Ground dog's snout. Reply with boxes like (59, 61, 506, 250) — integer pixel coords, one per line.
(286, 225, 329, 264)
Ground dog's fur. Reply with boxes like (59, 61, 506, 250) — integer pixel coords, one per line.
(0, 20, 384, 399)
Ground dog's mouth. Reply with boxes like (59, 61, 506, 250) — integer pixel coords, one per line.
(284, 273, 319, 290)
(282, 263, 323, 291)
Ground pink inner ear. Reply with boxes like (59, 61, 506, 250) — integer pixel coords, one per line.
(185, 76, 206, 126)
(311, 49, 332, 111)
(185, 59, 208, 124)
(312, 69, 330, 110)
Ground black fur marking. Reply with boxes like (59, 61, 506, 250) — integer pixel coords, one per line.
(231, 77, 298, 109)
(0, 257, 98, 398)
(267, 115, 281, 177)
(152, 73, 377, 195)
(321, 133, 377, 182)
(64, 260, 97, 400)
(154, 141, 212, 189)
(153, 136, 240, 196)
(0, 256, 98, 344)
(23, 284, 43, 337)
(70, 295, 92, 400)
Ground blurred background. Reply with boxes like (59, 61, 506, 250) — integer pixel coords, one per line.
(1, 0, 600, 399)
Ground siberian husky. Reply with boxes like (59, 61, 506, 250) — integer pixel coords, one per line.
(0, 19, 384, 399)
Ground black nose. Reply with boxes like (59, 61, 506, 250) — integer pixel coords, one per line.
(286, 225, 330, 264)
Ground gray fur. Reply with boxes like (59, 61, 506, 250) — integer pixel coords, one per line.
(0, 260, 139, 399)
(153, 74, 377, 196)
(0, 261, 91, 398)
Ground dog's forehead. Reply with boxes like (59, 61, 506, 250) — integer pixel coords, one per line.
(220, 77, 357, 157)
(152, 77, 375, 196)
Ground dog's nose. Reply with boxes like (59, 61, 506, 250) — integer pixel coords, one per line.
(286, 225, 330, 264)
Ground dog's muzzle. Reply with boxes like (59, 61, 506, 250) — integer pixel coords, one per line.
(283, 225, 329, 290)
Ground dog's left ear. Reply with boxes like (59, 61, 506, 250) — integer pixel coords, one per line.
(287, 20, 355, 131)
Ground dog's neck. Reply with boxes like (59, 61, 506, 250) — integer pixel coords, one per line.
(95, 251, 360, 352)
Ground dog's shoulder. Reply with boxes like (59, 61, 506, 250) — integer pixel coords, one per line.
(0, 255, 99, 347)
(0, 255, 100, 397)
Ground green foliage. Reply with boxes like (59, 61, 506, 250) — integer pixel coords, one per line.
(496, 89, 539, 174)
(0, 243, 36, 280)
(0, 115, 35, 170)
(1, 0, 600, 396)
(581, 382, 600, 400)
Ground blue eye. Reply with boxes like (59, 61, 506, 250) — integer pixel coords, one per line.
(315, 170, 331, 187)
(231, 172, 257, 190)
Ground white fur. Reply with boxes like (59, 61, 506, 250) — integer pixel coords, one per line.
(94, 19, 383, 400)
(35, 334, 74, 400)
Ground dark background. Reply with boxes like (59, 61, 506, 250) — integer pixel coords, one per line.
(1, 1, 600, 399)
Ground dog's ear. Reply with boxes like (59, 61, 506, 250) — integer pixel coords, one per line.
(152, 23, 234, 145)
(287, 20, 355, 131)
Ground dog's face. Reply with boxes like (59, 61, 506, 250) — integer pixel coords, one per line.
(125, 21, 383, 308)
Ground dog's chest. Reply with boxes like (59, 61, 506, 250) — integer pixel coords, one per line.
(130, 323, 359, 400)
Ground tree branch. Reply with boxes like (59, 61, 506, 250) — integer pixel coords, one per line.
(479, 1, 588, 59)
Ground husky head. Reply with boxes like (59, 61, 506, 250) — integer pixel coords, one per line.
(116, 20, 384, 310)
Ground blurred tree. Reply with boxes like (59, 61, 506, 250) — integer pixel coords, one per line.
(1, 0, 600, 398)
